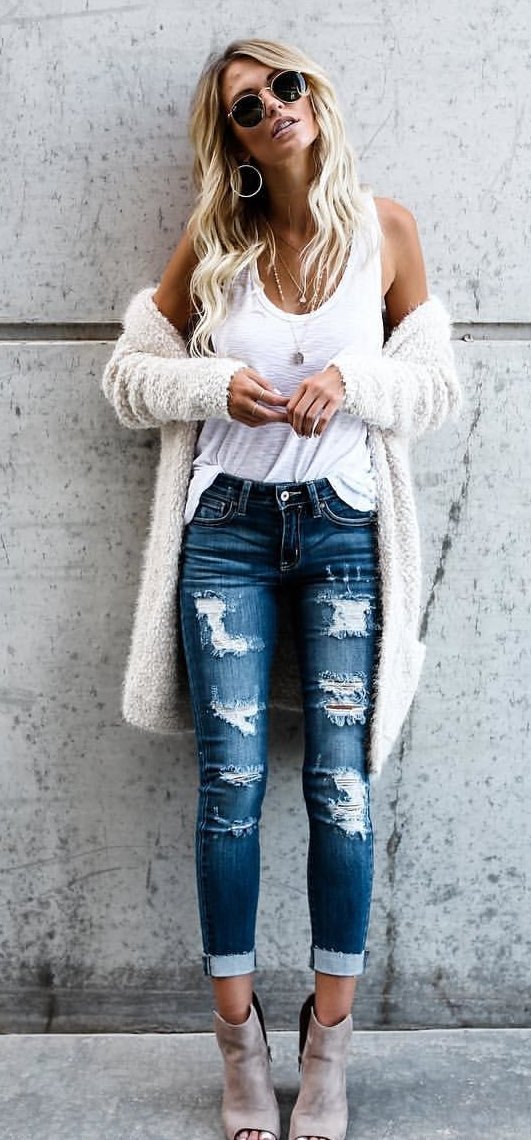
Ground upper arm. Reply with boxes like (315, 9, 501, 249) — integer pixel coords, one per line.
(152, 223, 200, 336)
(376, 197, 429, 333)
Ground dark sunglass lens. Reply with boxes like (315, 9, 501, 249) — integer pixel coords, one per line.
(232, 95, 263, 127)
(272, 70, 307, 102)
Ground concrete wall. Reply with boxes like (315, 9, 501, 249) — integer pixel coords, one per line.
(1, 1, 529, 1032)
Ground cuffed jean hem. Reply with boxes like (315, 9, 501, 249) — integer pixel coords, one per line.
(202, 949, 257, 977)
(309, 946, 370, 976)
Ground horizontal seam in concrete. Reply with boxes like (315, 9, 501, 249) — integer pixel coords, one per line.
(0, 326, 119, 342)
(0, 322, 530, 342)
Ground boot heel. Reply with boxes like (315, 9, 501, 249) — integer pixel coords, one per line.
(252, 990, 273, 1064)
(297, 991, 314, 1071)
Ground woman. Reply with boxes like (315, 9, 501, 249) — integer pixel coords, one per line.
(102, 37, 462, 1140)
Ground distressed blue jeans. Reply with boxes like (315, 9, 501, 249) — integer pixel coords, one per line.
(178, 472, 381, 978)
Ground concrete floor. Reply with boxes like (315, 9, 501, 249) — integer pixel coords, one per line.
(0, 1028, 529, 1139)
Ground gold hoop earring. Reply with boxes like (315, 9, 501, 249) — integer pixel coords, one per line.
(229, 162, 263, 199)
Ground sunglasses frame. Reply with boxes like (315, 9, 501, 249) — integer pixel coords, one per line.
(227, 69, 310, 129)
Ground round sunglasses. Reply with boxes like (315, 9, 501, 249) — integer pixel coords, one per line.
(227, 69, 310, 129)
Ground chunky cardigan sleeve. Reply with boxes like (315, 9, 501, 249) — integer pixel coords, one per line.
(326, 294, 464, 439)
(101, 285, 248, 430)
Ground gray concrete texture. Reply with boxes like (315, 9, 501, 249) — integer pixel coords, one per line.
(1, 2, 530, 1034)
(2, 1, 530, 323)
(1, 1029, 530, 1139)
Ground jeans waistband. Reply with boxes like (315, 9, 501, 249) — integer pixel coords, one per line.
(208, 472, 342, 516)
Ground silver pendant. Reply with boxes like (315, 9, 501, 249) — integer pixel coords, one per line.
(294, 350, 304, 364)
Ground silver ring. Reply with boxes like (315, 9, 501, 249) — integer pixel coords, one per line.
(251, 401, 259, 418)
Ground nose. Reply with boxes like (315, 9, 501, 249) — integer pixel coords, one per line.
(258, 83, 284, 114)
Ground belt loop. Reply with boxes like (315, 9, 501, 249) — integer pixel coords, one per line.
(236, 478, 252, 516)
(307, 481, 321, 518)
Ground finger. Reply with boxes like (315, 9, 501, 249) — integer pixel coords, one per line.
(246, 392, 288, 418)
(236, 376, 289, 409)
(252, 409, 289, 426)
(303, 396, 342, 436)
(289, 394, 322, 435)
(258, 408, 289, 422)
(246, 376, 290, 404)
(285, 394, 312, 427)
(285, 379, 319, 413)
(311, 409, 334, 436)
(291, 402, 329, 437)
(256, 389, 290, 406)
(245, 371, 285, 395)
(306, 405, 330, 437)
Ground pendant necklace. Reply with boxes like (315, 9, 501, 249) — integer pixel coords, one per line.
(271, 266, 313, 364)
(276, 247, 311, 304)
(264, 219, 319, 306)
(270, 250, 326, 365)
(260, 219, 327, 365)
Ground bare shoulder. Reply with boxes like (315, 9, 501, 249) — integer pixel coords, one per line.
(373, 196, 421, 278)
(374, 195, 418, 232)
(373, 196, 429, 329)
(152, 223, 200, 336)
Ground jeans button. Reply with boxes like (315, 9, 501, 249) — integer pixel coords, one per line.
(280, 490, 289, 502)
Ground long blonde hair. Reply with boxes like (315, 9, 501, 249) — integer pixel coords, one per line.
(186, 38, 379, 357)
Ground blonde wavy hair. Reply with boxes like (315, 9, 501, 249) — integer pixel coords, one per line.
(186, 38, 379, 357)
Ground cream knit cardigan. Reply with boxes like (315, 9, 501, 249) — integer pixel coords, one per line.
(101, 285, 463, 780)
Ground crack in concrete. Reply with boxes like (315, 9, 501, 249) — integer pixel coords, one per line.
(431, 966, 465, 1022)
(379, 725, 409, 1025)
(419, 363, 484, 642)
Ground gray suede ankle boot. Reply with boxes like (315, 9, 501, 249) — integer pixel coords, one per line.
(288, 992, 353, 1140)
(213, 991, 280, 1140)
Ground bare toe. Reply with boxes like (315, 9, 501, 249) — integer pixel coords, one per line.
(235, 1127, 276, 1140)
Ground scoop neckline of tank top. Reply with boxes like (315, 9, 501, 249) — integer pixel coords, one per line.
(250, 193, 376, 322)
(250, 235, 357, 321)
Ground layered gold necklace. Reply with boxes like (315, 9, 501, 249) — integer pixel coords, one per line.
(264, 221, 324, 304)
(262, 220, 326, 365)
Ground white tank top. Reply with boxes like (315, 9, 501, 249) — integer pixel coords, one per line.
(183, 190, 384, 524)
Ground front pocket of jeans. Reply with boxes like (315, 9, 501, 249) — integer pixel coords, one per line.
(191, 494, 236, 526)
(320, 497, 376, 526)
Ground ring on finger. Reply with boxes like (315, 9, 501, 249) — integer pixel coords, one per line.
(251, 401, 259, 418)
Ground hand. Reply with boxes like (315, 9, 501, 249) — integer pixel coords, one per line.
(285, 365, 345, 438)
(228, 368, 290, 427)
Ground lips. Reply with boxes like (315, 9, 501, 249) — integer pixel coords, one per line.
(271, 117, 299, 138)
